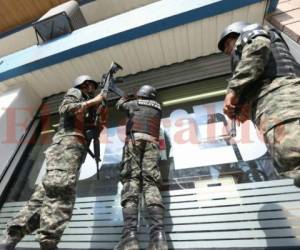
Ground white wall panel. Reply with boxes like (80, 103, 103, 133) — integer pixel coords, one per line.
(84, 56, 100, 80)
(216, 12, 232, 40)
(202, 17, 218, 56)
(22, 73, 43, 98)
(232, 5, 249, 22)
(248, 1, 267, 23)
(133, 38, 153, 72)
(82, 0, 159, 25)
(101, 49, 118, 73)
(81, 53, 102, 76)
(108, 46, 129, 74)
(159, 29, 178, 66)
(0, 27, 36, 58)
(120, 43, 142, 74)
(173, 25, 190, 63)
(0, 86, 41, 179)
(145, 34, 165, 69)
(187, 20, 203, 59)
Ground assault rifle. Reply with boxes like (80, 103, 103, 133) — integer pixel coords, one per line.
(89, 62, 124, 179)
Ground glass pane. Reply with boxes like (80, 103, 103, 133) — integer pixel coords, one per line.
(4, 93, 279, 202)
(158, 100, 278, 190)
(5, 114, 58, 202)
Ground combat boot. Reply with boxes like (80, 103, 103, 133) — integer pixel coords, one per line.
(281, 169, 300, 187)
(294, 174, 300, 187)
(0, 242, 16, 250)
(114, 207, 140, 250)
(147, 206, 168, 250)
(0, 229, 20, 250)
(40, 239, 60, 250)
(40, 246, 58, 250)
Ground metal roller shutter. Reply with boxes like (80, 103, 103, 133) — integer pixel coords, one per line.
(39, 53, 230, 116)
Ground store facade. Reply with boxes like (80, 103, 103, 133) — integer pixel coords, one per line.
(3, 56, 278, 203)
(1, 0, 300, 249)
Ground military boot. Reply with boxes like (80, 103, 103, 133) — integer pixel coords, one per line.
(281, 170, 300, 187)
(293, 173, 300, 188)
(289, 170, 300, 188)
(40, 245, 58, 250)
(0, 242, 16, 250)
(114, 207, 140, 250)
(0, 228, 21, 250)
(147, 206, 168, 250)
(39, 239, 60, 250)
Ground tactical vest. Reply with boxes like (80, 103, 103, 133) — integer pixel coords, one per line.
(126, 99, 162, 139)
(232, 28, 300, 79)
(59, 88, 96, 137)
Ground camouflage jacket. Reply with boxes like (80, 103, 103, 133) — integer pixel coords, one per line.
(53, 88, 91, 141)
(227, 36, 300, 133)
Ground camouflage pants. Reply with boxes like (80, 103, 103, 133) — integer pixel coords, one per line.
(4, 136, 86, 249)
(120, 139, 163, 209)
(264, 119, 300, 178)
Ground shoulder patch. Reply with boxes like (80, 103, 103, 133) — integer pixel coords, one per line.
(65, 88, 83, 100)
(137, 99, 161, 110)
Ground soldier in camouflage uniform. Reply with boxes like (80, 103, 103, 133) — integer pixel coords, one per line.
(218, 22, 300, 186)
(0, 75, 107, 250)
(114, 85, 168, 250)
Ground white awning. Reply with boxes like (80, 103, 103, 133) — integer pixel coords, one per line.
(0, 0, 267, 98)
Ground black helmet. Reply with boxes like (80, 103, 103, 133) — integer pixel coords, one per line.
(73, 75, 98, 88)
(218, 21, 249, 51)
(137, 85, 157, 99)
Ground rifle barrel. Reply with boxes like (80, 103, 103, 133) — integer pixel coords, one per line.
(230, 118, 237, 137)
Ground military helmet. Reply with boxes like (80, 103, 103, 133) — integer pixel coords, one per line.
(242, 23, 264, 33)
(73, 75, 98, 88)
(218, 21, 249, 52)
(137, 85, 157, 99)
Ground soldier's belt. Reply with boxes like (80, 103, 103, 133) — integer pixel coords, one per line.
(127, 132, 159, 145)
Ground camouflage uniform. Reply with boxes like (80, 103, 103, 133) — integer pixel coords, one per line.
(228, 35, 300, 178)
(116, 97, 163, 209)
(115, 96, 167, 250)
(120, 136, 163, 208)
(3, 88, 91, 250)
